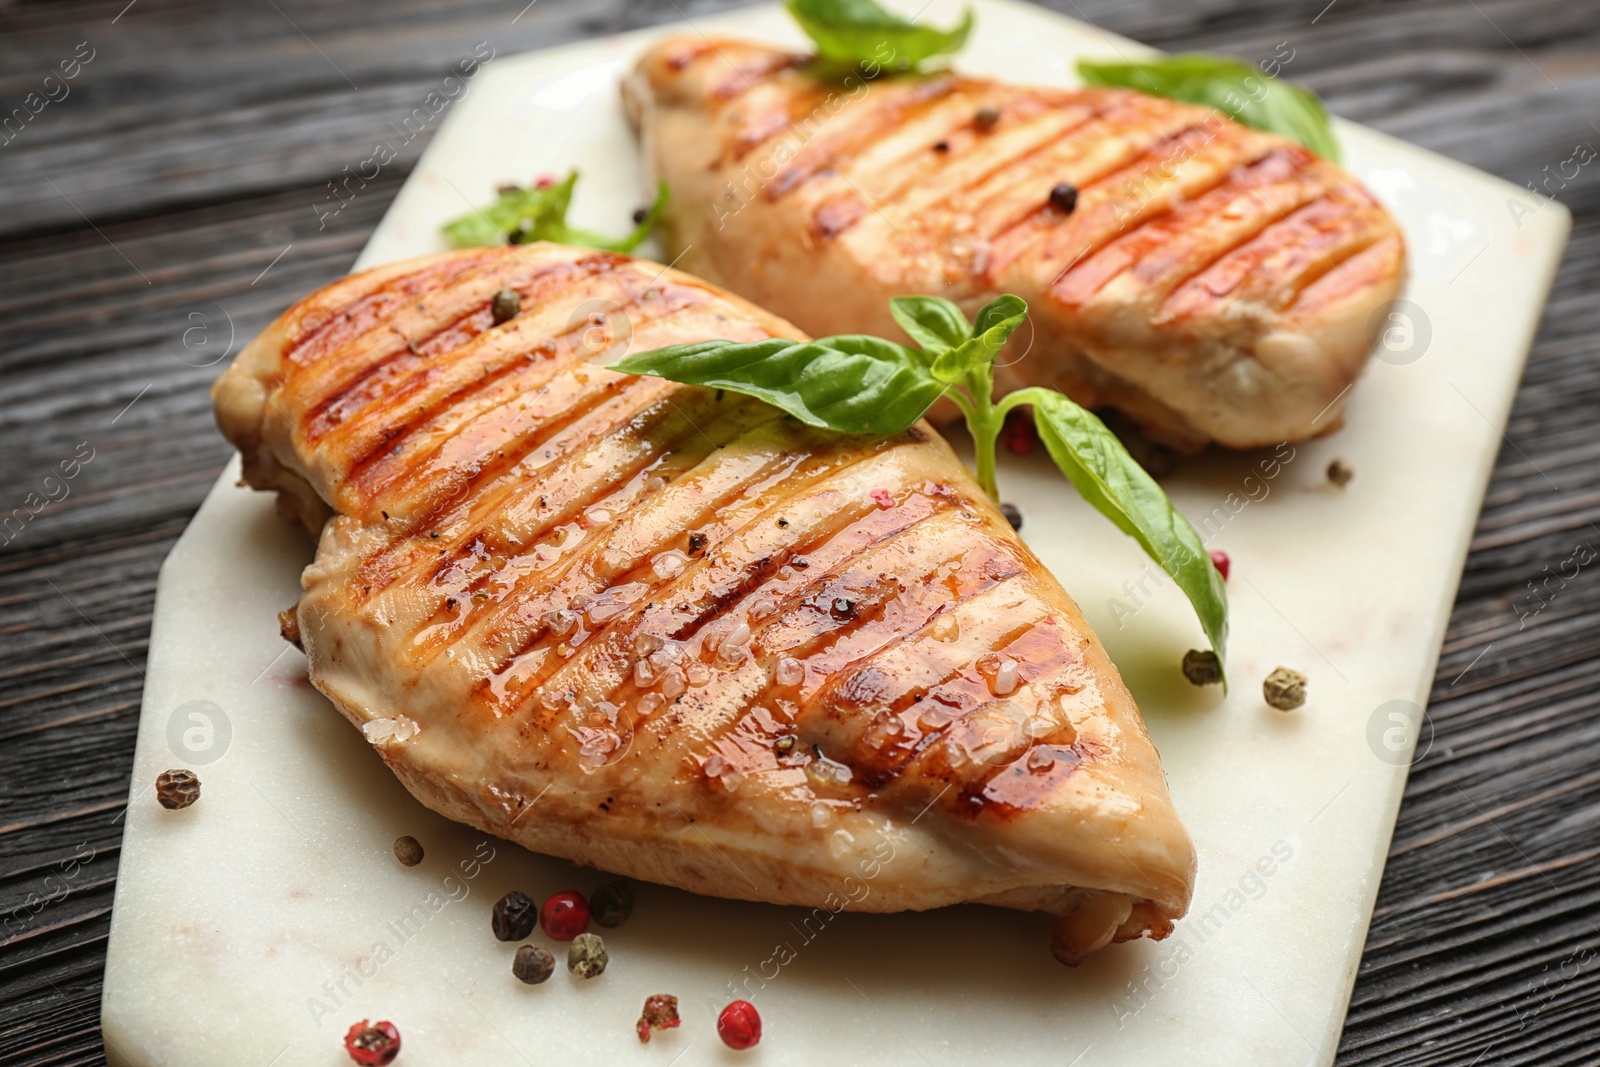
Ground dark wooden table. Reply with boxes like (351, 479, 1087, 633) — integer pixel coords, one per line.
(2, 1, 1597, 1063)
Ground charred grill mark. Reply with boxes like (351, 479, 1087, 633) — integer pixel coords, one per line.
(766, 75, 960, 198)
(285, 253, 497, 368)
(305, 255, 625, 443)
(1289, 233, 1404, 316)
(1049, 145, 1322, 308)
(343, 284, 709, 515)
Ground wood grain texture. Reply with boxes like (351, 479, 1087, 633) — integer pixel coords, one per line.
(0, 0, 1596, 1064)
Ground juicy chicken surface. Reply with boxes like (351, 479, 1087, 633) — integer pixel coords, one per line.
(623, 36, 1407, 451)
(213, 244, 1195, 962)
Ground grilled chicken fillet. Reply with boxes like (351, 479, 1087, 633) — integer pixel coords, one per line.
(623, 36, 1406, 450)
(213, 244, 1195, 962)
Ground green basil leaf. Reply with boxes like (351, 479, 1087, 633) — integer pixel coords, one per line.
(929, 294, 1028, 384)
(1077, 54, 1340, 162)
(786, 0, 974, 73)
(610, 335, 944, 437)
(1027, 388, 1229, 679)
(971, 294, 1027, 339)
(442, 171, 667, 252)
(889, 294, 969, 354)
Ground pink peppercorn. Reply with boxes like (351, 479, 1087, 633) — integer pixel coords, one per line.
(540, 890, 591, 941)
(1209, 550, 1230, 581)
(717, 1000, 762, 1050)
(869, 488, 895, 509)
(343, 1020, 400, 1065)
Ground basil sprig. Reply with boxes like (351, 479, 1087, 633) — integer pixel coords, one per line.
(1078, 54, 1340, 162)
(610, 294, 1228, 679)
(443, 170, 668, 252)
(786, 0, 974, 73)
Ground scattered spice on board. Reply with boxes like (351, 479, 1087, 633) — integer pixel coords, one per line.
(541, 890, 591, 941)
(1263, 667, 1308, 711)
(1000, 503, 1023, 531)
(1327, 459, 1353, 487)
(343, 1020, 401, 1065)
(512, 944, 555, 985)
(717, 1000, 762, 1050)
(590, 880, 634, 928)
(1181, 650, 1224, 687)
(492, 890, 538, 942)
(567, 932, 608, 978)
(636, 994, 681, 1043)
(392, 836, 424, 867)
(155, 769, 200, 810)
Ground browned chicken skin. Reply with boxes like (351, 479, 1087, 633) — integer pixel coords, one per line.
(623, 36, 1406, 450)
(212, 245, 1195, 963)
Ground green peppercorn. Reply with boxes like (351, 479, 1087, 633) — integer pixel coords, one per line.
(590, 880, 634, 928)
(512, 944, 555, 985)
(567, 932, 608, 979)
(1263, 666, 1308, 711)
(1181, 650, 1223, 687)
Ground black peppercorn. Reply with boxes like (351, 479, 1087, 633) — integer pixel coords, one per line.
(512, 943, 556, 984)
(632, 206, 649, 224)
(155, 769, 200, 810)
(393, 835, 424, 867)
(1048, 182, 1079, 214)
(492, 890, 538, 941)
(1327, 459, 1353, 487)
(590, 879, 634, 928)
(490, 288, 521, 325)
(1000, 503, 1023, 530)
(932, 140, 950, 153)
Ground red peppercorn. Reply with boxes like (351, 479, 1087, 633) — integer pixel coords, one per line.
(540, 890, 591, 941)
(717, 1000, 761, 1050)
(343, 1019, 400, 1066)
(1209, 550, 1230, 581)
(534, 174, 556, 188)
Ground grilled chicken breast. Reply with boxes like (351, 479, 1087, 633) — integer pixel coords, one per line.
(213, 244, 1195, 962)
(623, 37, 1406, 450)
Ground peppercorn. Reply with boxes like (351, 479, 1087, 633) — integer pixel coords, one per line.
(1263, 666, 1308, 711)
(492, 890, 538, 941)
(393, 835, 424, 867)
(1327, 459, 1353, 487)
(1209, 550, 1231, 581)
(512, 943, 556, 985)
(775, 735, 797, 756)
(155, 769, 200, 810)
(1000, 503, 1023, 531)
(590, 880, 634, 928)
(974, 104, 1002, 130)
(490, 288, 521, 325)
(343, 1019, 401, 1065)
(830, 597, 855, 620)
(541, 890, 591, 941)
(1049, 182, 1079, 214)
(1181, 649, 1223, 687)
(932, 140, 950, 153)
(636, 994, 681, 1043)
(717, 1000, 762, 1050)
(567, 932, 608, 978)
